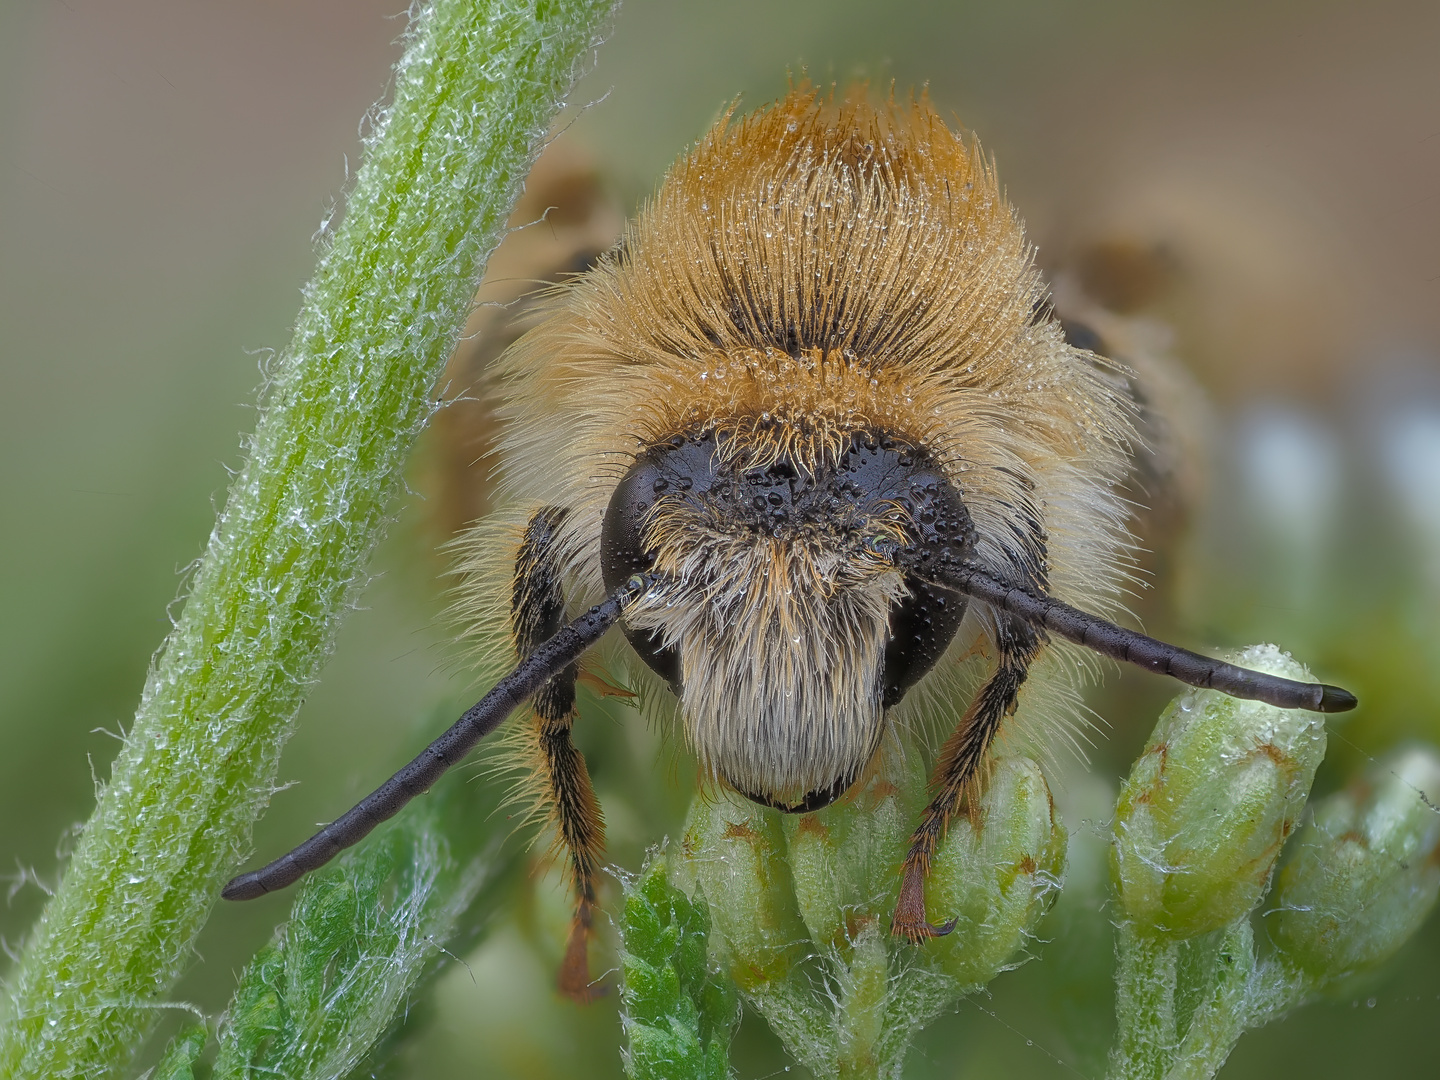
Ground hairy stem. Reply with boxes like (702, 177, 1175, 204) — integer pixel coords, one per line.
(1165, 936, 1313, 1080)
(1109, 925, 1180, 1080)
(1162, 922, 1253, 1080)
(0, 1, 614, 1075)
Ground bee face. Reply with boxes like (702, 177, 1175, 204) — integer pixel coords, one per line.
(600, 423, 975, 810)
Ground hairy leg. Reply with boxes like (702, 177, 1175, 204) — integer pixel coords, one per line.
(891, 615, 1043, 942)
(511, 507, 607, 1000)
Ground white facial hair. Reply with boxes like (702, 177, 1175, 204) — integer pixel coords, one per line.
(629, 527, 906, 805)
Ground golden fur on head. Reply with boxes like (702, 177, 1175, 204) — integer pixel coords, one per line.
(463, 84, 1139, 807)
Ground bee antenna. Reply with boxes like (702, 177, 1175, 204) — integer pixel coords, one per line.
(221, 572, 658, 902)
(913, 559, 1357, 715)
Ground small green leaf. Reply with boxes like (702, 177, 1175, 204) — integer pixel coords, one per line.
(212, 776, 510, 1080)
(619, 853, 738, 1080)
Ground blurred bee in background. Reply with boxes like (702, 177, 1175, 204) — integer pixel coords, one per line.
(224, 85, 1353, 1000)
(1048, 240, 1216, 598)
(430, 142, 625, 538)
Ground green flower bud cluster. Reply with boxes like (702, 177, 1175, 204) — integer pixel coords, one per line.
(657, 751, 1065, 1080)
(1106, 645, 1440, 1080)
(615, 645, 1440, 1080)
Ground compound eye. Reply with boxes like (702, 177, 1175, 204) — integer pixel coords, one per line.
(600, 441, 714, 691)
(876, 464, 976, 707)
(600, 456, 666, 586)
(881, 578, 968, 707)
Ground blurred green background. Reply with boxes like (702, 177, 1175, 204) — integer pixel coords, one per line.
(2, 1, 1438, 1076)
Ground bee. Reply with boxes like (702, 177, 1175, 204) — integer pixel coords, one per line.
(223, 85, 1355, 1000)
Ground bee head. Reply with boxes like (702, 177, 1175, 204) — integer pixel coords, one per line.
(601, 424, 975, 811)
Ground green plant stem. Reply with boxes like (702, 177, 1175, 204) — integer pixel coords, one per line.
(0, 1, 614, 1075)
(1109, 925, 1180, 1080)
(1162, 922, 1253, 1080)
(1164, 933, 1312, 1080)
(1110, 917, 1316, 1080)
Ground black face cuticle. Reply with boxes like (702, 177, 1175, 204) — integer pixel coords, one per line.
(731, 770, 858, 813)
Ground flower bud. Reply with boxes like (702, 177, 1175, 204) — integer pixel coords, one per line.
(674, 790, 810, 991)
(782, 761, 918, 951)
(1270, 745, 1440, 980)
(1112, 644, 1327, 937)
(671, 755, 1066, 1079)
(924, 756, 1067, 986)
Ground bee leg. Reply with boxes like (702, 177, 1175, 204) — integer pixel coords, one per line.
(891, 615, 1043, 942)
(511, 507, 606, 1001)
(539, 715, 605, 1002)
